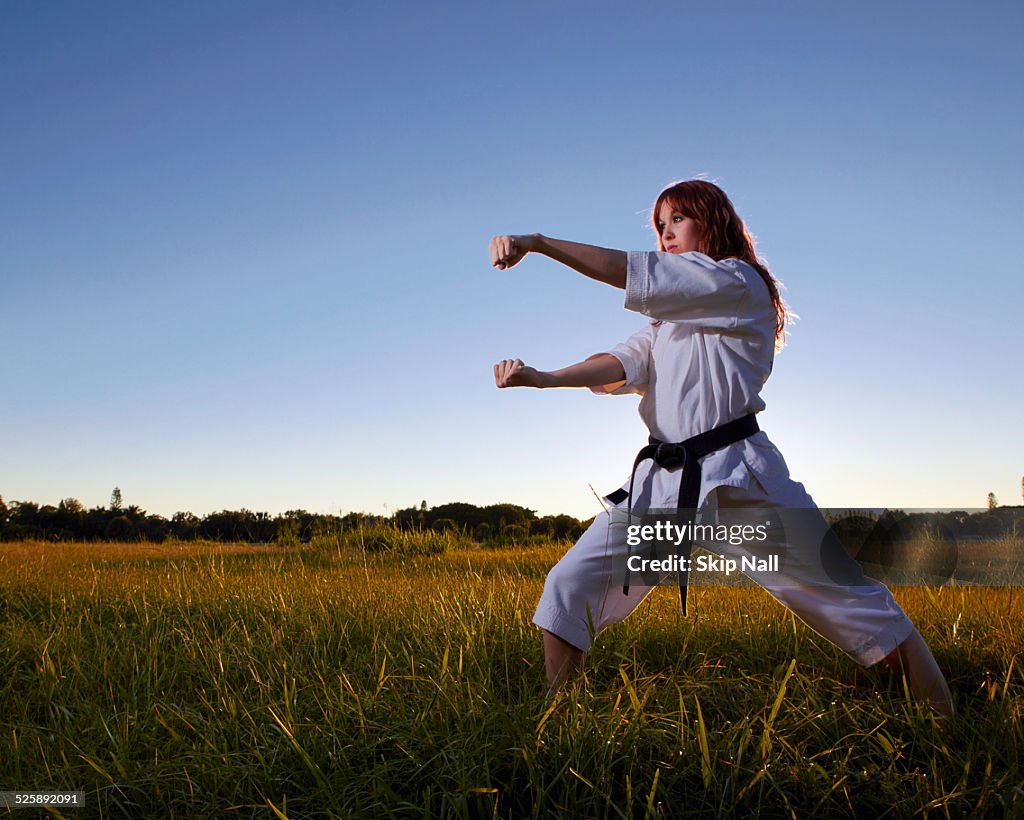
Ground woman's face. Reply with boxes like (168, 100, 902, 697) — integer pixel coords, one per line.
(656, 201, 702, 254)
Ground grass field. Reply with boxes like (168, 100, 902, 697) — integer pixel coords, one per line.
(1, 538, 1022, 818)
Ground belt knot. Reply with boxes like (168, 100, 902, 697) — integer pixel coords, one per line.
(653, 442, 687, 470)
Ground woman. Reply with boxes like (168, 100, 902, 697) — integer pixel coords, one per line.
(490, 179, 953, 715)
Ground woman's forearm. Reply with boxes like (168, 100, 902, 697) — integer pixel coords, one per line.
(530, 234, 627, 290)
(542, 353, 626, 388)
(494, 354, 625, 389)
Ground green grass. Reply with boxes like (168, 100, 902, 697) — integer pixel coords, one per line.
(310, 523, 478, 556)
(1, 540, 1021, 818)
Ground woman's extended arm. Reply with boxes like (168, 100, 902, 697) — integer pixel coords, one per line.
(494, 354, 625, 389)
(490, 233, 627, 290)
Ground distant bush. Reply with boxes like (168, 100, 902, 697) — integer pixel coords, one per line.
(104, 515, 136, 542)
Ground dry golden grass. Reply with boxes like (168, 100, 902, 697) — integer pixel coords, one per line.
(1, 539, 1021, 817)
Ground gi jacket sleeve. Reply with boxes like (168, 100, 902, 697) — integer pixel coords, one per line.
(625, 251, 749, 328)
(588, 321, 657, 396)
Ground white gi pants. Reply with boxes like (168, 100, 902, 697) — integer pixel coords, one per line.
(532, 477, 915, 667)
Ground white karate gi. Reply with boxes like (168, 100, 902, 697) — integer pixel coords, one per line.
(532, 251, 915, 665)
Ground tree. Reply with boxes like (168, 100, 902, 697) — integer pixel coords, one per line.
(171, 511, 200, 540)
(52, 498, 86, 540)
(105, 515, 134, 541)
(111, 487, 123, 512)
(987, 492, 998, 511)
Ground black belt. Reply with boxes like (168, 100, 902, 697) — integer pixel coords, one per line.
(607, 413, 760, 615)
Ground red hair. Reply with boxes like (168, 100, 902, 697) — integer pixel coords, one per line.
(653, 180, 788, 349)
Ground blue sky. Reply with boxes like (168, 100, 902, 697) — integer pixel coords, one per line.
(3, 1, 1022, 520)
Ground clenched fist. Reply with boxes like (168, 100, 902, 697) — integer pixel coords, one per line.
(494, 358, 547, 388)
(489, 234, 538, 270)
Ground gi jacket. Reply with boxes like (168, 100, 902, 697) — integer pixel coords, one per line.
(594, 251, 796, 512)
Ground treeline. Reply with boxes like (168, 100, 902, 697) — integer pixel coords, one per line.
(825, 507, 1024, 541)
(4, 491, 1020, 547)
(0, 495, 590, 546)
